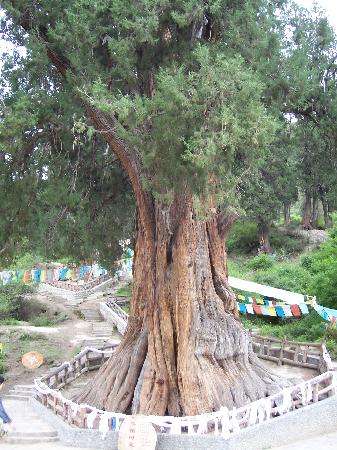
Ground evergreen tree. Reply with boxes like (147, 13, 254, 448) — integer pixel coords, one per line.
(240, 125, 298, 253)
(0, 0, 312, 415)
(282, 3, 337, 228)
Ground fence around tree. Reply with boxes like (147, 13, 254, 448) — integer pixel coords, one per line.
(32, 297, 336, 439)
(33, 345, 336, 438)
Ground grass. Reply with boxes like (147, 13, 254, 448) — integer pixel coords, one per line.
(241, 312, 337, 359)
(115, 283, 132, 297)
(228, 221, 337, 358)
(0, 318, 23, 325)
(228, 255, 310, 294)
(1, 329, 63, 368)
(30, 311, 68, 327)
(0, 352, 6, 374)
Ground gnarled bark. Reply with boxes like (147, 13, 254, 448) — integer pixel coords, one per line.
(76, 198, 286, 416)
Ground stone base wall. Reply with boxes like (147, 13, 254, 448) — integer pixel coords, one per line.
(30, 395, 337, 450)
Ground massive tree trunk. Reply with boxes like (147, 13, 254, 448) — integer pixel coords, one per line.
(302, 191, 312, 229)
(76, 198, 284, 416)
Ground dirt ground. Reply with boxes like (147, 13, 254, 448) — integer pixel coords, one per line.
(0, 284, 325, 395)
(0, 294, 94, 394)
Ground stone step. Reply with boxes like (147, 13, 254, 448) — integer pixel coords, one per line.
(5, 436, 59, 444)
(9, 430, 58, 438)
(92, 327, 111, 331)
(81, 307, 100, 312)
(3, 394, 30, 401)
(92, 331, 112, 335)
(82, 338, 108, 344)
(83, 315, 102, 321)
(8, 389, 35, 396)
(13, 384, 35, 391)
(92, 328, 112, 332)
(82, 343, 107, 349)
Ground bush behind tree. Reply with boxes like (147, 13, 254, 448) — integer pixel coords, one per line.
(0, 283, 34, 320)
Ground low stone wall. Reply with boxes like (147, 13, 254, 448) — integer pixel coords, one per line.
(38, 283, 77, 300)
(30, 394, 337, 450)
(251, 334, 332, 374)
(100, 302, 127, 335)
(39, 277, 116, 302)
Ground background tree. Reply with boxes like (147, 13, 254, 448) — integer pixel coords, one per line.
(240, 126, 298, 253)
(281, 3, 337, 228)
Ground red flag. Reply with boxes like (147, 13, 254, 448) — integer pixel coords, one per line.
(290, 304, 301, 317)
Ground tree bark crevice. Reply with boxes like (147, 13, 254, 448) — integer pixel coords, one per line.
(76, 200, 289, 417)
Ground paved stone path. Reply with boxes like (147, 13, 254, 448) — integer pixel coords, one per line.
(79, 286, 122, 349)
(1, 442, 95, 449)
(3, 399, 59, 445)
(272, 430, 337, 449)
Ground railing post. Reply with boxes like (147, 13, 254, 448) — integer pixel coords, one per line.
(279, 336, 286, 366)
(313, 384, 319, 402)
(79, 406, 87, 428)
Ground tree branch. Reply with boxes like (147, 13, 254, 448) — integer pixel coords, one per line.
(14, 7, 155, 240)
(217, 209, 239, 239)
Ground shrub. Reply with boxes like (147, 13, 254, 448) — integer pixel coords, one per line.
(13, 252, 43, 270)
(306, 228, 337, 308)
(0, 318, 21, 325)
(247, 254, 275, 270)
(227, 222, 260, 254)
(30, 312, 68, 327)
(300, 254, 314, 270)
(0, 284, 34, 320)
(270, 231, 305, 255)
(252, 261, 310, 293)
(115, 283, 133, 297)
(0, 353, 6, 374)
(227, 221, 305, 256)
(245, 312, 326, 343)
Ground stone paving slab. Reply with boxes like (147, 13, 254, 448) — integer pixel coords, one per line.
(272, 430, 337, 449)
(0, 443, 96, 450)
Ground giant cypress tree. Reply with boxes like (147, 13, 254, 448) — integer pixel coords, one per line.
(2, 1, 288, 415)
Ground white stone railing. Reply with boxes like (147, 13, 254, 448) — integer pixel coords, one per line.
(33, 346, 336, 437)
(33, 298, 337, 438)
(106, 299, 129, 322)
(100, 301, 127, 335)
(251, 334, 333, 374)
(39, 274, 115, 300)
(102, 301, 332, 374)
